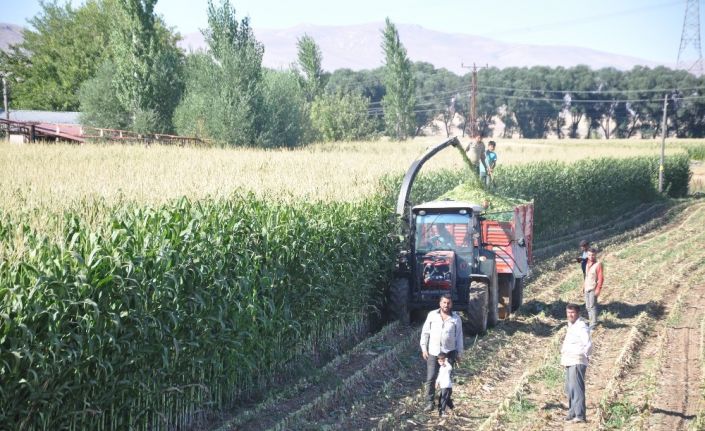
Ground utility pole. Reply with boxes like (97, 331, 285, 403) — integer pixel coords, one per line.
(461, 62, 478, 137)
(658, 94, 668, 193)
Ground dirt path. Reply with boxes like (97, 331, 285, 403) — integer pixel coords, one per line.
(467, 201, 705, 431)
(647, 284, 705, 431)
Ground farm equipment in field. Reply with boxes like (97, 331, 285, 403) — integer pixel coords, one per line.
(388, 137, 533, 334)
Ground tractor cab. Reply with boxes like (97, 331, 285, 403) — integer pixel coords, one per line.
(410, 200, 487, 307)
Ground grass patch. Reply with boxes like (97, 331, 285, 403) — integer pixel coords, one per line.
(529, 363, 563, 388)
(667, 294, 685, 326)
(603, 400, 638, 429)
(504, 394, 537, 423)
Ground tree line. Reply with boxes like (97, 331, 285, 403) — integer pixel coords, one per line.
(2, 0, 704, 146)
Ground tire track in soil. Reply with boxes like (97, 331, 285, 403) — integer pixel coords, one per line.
(475, 202, 705, 431)
(334, 203, 702, 430)
(647, 284, 705, 431)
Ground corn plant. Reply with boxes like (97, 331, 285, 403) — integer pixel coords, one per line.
(0, 194, 396, 430)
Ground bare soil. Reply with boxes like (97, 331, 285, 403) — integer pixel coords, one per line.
(647, 284, 705, 431)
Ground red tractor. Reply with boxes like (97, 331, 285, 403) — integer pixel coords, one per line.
(389, 137, 533, 334)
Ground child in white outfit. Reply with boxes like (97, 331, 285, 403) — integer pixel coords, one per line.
(435, 352, 454, 416)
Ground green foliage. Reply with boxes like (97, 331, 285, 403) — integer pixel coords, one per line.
(685, 144, 705, 161)
(78, 60, 131, 129)
(310, 91, 376, 141)
(662, 153, 691, 197)
(259, 70, 311, 148)
(176, 0, 309, 147)
(296, 34, 326, 102)
(602, 400, 638, 429)
(381, 18, 415, 140)
(412, 62, 463, 136)
(175, 0, 264, 146)
(326, 67, 385, 106)
(0, 194, 396, 429)
(0, 0, 113, 110)
(109, 0, 184, 133)
(494, 155, 689, 236)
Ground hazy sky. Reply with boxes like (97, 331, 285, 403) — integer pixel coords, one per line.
(0, 0, 695, 62)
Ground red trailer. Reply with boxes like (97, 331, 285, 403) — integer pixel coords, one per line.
(482, 203, 534, 318)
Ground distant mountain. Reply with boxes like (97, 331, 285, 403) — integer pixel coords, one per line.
(180, 22, 669, 74)
(2, 21, 668, 74)
(0, 23, 23, 52)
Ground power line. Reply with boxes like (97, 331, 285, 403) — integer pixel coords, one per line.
(478, 85, 705, 95)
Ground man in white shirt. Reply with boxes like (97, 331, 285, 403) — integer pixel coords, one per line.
(560, 303, 592, 423)
(420, 294, 464, 412)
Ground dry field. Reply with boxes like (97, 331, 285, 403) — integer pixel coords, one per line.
(0, 138, 701, 213)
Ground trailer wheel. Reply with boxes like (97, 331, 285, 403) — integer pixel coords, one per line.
(511, 277, 524, 312)
(488, 267, 499, 327)
(498, 275, 513, 319)
(466, 280, 488, 335)
(389, 277, 410, 325)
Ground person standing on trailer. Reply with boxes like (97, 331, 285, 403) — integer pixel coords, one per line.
(479, 140, 497, 187)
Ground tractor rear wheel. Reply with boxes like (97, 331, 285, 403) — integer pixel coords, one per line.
(498, 275, 513, 319)
(511, 277, 524, 312)
(389, 277, 410, 325)
(466, 280, 489, 335)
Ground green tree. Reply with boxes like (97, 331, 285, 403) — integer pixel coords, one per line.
(381, 18, 415, 140)
(176, 0, 307, 147)
(78, 60, 130, 129)
(0, 0, 113, 110)
(260, 70, 310, 147)
(175, 0, 264, 145)
(310, 91, 375, 141)
(504, 67, 557, 138)
(326, 68, 385, 104)
(296, 34, 326, 102)
(411, 62, 462, 136)
(110, 0, 184, 132)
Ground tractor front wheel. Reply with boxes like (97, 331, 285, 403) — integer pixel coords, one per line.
(466, 280, 489, 335)
(389, 277, 410, 325)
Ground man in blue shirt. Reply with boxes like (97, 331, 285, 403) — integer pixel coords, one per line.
(479, 141, 497, 187)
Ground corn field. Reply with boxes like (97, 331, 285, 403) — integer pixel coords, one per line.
(0, 140, 695, 429)
(0, 195, 396, 429)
